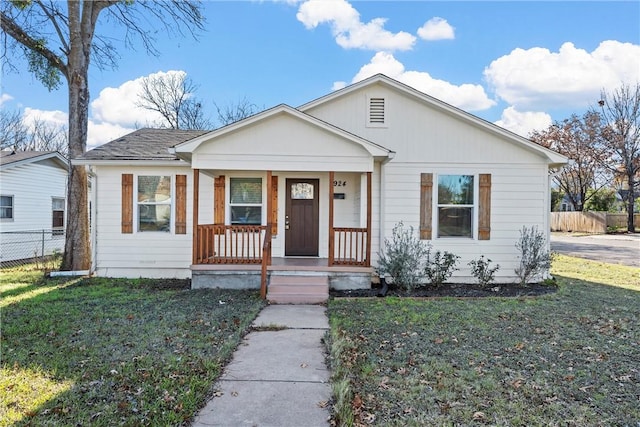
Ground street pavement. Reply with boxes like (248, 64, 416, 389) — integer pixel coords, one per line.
(550, 232, 640, 267)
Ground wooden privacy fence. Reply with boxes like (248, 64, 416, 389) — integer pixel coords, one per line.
(551, 212, 640, 233)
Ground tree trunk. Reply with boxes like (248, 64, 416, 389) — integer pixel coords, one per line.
(61, 2, 93, 271)
(628, 173, 636, 233)
(61, 69, 91, 270)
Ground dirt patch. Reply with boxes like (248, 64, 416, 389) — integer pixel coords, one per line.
(331, 281, 557, 298)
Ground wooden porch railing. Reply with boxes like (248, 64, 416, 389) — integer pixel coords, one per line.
(194, 224, 266, 264)
(260, 224, 273, 299)
(330, 227, 369, 266)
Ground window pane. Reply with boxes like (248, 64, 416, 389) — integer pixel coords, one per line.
(291, 183, 314, 199)
(1, 207, 12, 219)
(438, 175, 474, 205)
(52, 198, 65, 210)
(53, 211, 64, 228)
(138, 176, 171, 203)
(1, 196, 12, 207)
(139, 204, 171, 232)
(230, 178, 262, 204)
(438, 207, 472, 237)
(230, 206, 262, 225)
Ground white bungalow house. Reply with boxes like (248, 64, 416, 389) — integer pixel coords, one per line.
(74, 74, 567, 302)
(0, 151, 68, 264)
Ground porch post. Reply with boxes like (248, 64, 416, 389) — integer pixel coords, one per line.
(192, 169, 200, 265)
(266, 170, 272, 264)
(328, 171, 335, 266)
(366, 171, 372, 267)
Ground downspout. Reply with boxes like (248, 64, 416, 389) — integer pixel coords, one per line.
(88, 167, 98, 275)
(377, 152, 395, 269)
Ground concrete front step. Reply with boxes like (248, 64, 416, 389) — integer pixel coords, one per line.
(267, 275, 329, 304)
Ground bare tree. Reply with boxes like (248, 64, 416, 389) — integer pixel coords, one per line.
(0, 109, 68, 155)
(215, 96, 260, 127)
(530, 112, 610, 211)
(595, 83, 640, 232)
(1, 1, 204, 270)
(136, 71, 211, 130)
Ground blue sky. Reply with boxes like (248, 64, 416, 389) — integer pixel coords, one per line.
(1, 1, 639, 149)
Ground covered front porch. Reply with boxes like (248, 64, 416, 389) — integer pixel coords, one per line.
(189, 170, 374, 298)
(170, 104, 393, 299)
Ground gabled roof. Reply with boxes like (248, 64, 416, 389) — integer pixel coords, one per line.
(75, 128, 208, 164)
(299, 74, 568, 167)
(0, 150, 68, 170)
(172, 104, 394, 159)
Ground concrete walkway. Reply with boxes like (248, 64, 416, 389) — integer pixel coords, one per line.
(192, 305, 331, 427)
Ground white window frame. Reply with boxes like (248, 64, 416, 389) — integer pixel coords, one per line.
(135, 175, 173, 233)
(0, 195, 14, 221)
(435, 173, 478, 240)
(52, 197, 65, 236)
(228, 176, 263, 225)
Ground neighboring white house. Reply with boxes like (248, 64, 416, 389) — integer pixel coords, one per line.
(0, 151, 68, 263)
(74, 74, 567, 287)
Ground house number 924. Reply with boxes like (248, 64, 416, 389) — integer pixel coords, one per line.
(333, 180, 347, 187)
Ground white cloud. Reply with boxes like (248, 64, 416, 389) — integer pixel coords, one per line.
(91, 71, 182, 127)
(494, 106, 552, 138)
(352, 52, 495, 111)
(417, 17, 455, 41)
(22, 107, 67, 129)
(296, 0, 416, 51)
(0, 93, 13, 107)
(484, 40, 640, 110)
(87, 121, 132, 151)
(332, 81, 347, 91)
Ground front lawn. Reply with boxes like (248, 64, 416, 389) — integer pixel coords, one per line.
(0, 267, 265, 426)
(327, 255, 640, 426)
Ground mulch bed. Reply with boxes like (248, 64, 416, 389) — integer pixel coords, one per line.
(331, 281, 558, 298)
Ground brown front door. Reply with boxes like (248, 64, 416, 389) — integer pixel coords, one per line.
(285, 179, 319, 256)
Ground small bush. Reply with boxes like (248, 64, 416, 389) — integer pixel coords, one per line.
(468, 255, 500, 287)
(424, 249, 460, 287)
(377, 222, 430, 291)
(514, 225, 554, 285)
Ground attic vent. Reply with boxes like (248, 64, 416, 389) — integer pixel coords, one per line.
(369, 97, 385, 124)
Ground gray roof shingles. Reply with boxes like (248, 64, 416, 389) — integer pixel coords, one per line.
(78, 128, 209, 161)
(0, 150, 60, 166)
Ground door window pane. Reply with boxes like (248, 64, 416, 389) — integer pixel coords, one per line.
(291, 183, 314, 200)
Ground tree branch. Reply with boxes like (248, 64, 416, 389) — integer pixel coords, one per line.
(0, 10, 68, 79)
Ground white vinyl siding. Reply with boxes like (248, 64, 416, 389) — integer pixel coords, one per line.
(92, 166, 193, 278)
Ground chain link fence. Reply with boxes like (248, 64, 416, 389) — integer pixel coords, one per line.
(0, 229, 65, 268)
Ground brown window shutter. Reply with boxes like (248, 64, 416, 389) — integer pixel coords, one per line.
(121, 174, 133, 233)
(214, 175, 225, 225)
(175, 175, 187, 234)
(271, 176, 278, 235)
(420, 173, 433, 240)
(478, 174, 491, 240)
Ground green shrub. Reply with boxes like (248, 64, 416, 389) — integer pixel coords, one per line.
(468, 255, 500, 287)
(514, 225, 553, 285)
(376, 222, 429, 291)
(424, 249, 460, 287)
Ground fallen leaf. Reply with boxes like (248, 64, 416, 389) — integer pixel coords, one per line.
(317, 400, 329, 408)
(300, 363, 308, 368)
(434, 337, 444, 344)
(352, 394, 362, 409)
(473, 411, 486, 421)
(231, 391, 239, 397)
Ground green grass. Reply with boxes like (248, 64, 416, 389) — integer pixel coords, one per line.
(327, 255, 640, 426)
(0, 266, 266, 426)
